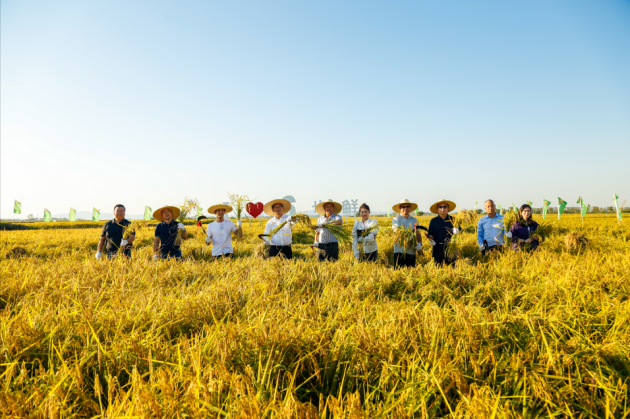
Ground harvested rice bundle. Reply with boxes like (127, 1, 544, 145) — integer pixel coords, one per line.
(313, 223, 353, 246)
(531, 220, 552, 241)
(121, 220, 146, 240)
(257, 213, 313, 256)
(392, 224, 417, 253)
(565, 231, 589, 251)
(445, 209, 478, 260)
(357, 224, 380, 259)
(493, 210, 517, 246)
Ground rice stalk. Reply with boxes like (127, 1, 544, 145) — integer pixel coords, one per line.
(392, 224, 417, 253)
(227, 193, 251, 222)
(175, 197, 199, 246)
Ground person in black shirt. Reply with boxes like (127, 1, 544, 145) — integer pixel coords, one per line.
(152, 205, 188, 260)
(427, 199, 459, 266)
(96, 204, 136, 259)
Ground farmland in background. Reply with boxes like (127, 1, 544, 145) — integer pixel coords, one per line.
(1, 214, 629, 417)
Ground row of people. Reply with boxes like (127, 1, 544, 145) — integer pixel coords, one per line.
(96, 198, 541, 266)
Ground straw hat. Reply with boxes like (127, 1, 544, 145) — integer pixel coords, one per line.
(315, 199, 342, 215)
(153, 205, 181, 222)
(263, 199, 292, 217)
(207, 204, 233, 215)
(430, 199, 457, 214)
(392, 199, 418, 214)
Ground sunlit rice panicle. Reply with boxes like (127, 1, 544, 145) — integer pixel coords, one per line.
(227, 193, 251, 222)
(121, 220, 147, 240)
(564, 231, 589, 251)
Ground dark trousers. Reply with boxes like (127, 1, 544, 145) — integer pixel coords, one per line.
(269, 245, 292, 259)
(359, 251, 378, 262)
(160, 249, 182, 260)
(213, 253, 233, 260)
(482, 245, 502, 257)
(432, 246, 455, 266)
(107, 247, 131, 259)
(317, 242, 339, 262)
(394, 252, 416, 269)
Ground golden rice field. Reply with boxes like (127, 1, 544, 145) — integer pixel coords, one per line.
(1, 214, 629, 418)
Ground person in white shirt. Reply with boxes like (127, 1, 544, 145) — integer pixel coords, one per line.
(262, 198, 297, 259)
(205, 204, 242, 259)
(352, 203, 379, 262)
(313, 199, 343, 262)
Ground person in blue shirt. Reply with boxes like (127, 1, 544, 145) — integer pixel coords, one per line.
(477, 199, 510, 255)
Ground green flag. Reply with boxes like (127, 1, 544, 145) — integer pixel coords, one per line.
(526, 200, 533, 206)
(387, 202, 390, 218)
(512, 202, 518, 214)
(542, 199, 551, 220)
(497, 203, 503, 215)
(558, 198, 567, 220)
(614, 193, 623, 221)
(576, 196, 587, 218)
(44, 209, 51, 222)
(197, 206, 203, 217)
(474, 201, 478, 211)
(92, 208, 100, 221)
(14, 200, 21, 214)
(144, 206, 152, 221)
(414, 202, 419, 216)
(69, 208, 76, 222)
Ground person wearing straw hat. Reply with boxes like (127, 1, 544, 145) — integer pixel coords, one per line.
(262, 198, 297, 259)
(352, 203, 379, 262)
(96, 204, 135, 260)
(428, 199, 459, 266)
(392, 199, 422, 268)
(153, 205, 187, 260)
(314, 199, 343, 262)
(205, 203, 242, 259)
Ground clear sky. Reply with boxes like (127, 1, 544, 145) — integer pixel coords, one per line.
(2, 0, 629, 219)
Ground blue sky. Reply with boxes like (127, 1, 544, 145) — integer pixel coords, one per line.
(2, 0, 629, 218)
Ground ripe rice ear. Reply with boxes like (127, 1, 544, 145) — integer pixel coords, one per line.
(228, 193, 251, 222)
(564, 231, 589, 251)
(392, 225, 417, 253)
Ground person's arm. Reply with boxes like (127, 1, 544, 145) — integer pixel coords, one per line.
(127, 233, 136, 244)
(181, 230, 188, 240)
(205, 225, 213, 246)
(97, 236, 106, 252)
(332, 216, 343, 226)
(477, 219, 484, 248)
(153, 237, 160, 254)
(235, 223, 243, 240)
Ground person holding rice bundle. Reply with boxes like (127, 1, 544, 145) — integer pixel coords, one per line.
(392, 199, 422, 268)
(205, 203, 242, 259)
(510, 204, 540, 251)
(427, 199, 459, 266)
(262, 198, 297, 259)
(314, 199, 343, 262)
(96, 204, 135, 259)
(477, 199, 510, 255)
(352, 203, 379, 262)
(153, 205, 187, 260)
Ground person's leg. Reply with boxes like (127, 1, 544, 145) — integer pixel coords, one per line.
(394, 253, 404, 269)
(367, 251, 377, 262)
(123, 248, 132, 258)
(282, 246, 293, 260)
(106, 251, 116, 260)
(329, 242, 339, 261)
(406, 253, 417, 267)
(433, 247, 445, 266)
(173, 249, 183, 261)
(268, 246, 280, 258)
(317, 246, 327, 262)
(224, 253, 233, 258)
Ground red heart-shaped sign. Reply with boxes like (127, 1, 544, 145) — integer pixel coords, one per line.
(246, 202, 264, 218)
